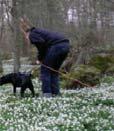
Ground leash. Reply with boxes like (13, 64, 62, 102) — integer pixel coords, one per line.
(37, 61, 91, 87)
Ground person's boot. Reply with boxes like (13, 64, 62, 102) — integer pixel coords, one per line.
(52, 93, 62, 97)
(43, 93, 52, 98)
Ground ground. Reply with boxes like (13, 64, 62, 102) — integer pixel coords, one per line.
(1, 58, 114, 131)
(0, 80, 114, 131)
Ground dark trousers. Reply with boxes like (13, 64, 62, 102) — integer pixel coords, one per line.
(40, 42, 69, 95)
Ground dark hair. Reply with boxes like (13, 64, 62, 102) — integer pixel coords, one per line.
(25, 28, 31, 32)
(26, 27, 35, 33)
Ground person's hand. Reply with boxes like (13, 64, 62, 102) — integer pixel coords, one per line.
(36, 60, 40, 65)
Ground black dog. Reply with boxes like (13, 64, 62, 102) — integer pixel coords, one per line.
(0, 72, 35, 97)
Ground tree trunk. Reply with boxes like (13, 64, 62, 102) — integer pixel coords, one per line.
(0, 0, 4, 73)
(11, 0, 20, 73)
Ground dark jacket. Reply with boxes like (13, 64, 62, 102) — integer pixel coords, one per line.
(29, 27, 69, 61)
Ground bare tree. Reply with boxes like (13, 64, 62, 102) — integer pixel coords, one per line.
(0, 0, 4, 73)
(10, 0, 20, 73)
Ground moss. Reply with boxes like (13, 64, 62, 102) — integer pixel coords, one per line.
(109, 55, 114, 63)
(89, 55, 112, 73)
(106, 65, 114, 75)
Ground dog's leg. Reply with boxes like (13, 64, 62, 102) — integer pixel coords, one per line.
(28, 80, 35, 97)
(13, 85, 16, 96)
(20, 86, 26, 97)
(29, 86, 35, 97)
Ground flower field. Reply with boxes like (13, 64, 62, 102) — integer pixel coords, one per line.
(0, 79, 114, 131)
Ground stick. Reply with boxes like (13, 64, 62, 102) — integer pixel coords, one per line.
(37, 61, 91, 87)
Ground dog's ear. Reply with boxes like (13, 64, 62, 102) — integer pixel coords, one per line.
(26, 71, 32, 77)
(30, 73, 32, 77)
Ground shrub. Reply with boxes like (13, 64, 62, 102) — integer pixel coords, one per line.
(89, 55, 112, 73)
(61, 65, 101, 89)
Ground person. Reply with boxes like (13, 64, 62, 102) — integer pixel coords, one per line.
(20, 18, 70, 98)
